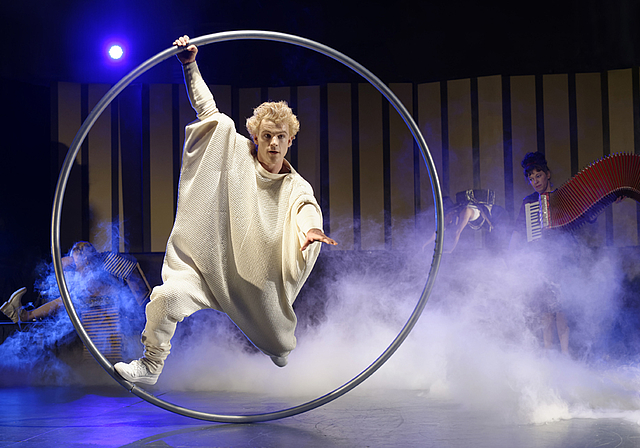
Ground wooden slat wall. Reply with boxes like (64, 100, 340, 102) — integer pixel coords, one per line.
(478, 76, 504, 204)
(510, 75, 538, 218)
(543, 74, 572, 192)
(53, 67, 640, 253)
(327, 84, 354, 250)
(417, 82, 441, 234)
(608, 69, 638, 246)
(296, 86, 322, 198)
(238, 88, 261, 140)
(575, 73, 606, 246)
(358, 84, 385, 251)
(446, 79, 475, 249)
(389, 83, 415, 250)
(447, 79, 474, 198)
(87, 84, 112, 250)
(148, 84, 174, 253)
(56, 82, 83, 252)
(477, 75, 504, 249)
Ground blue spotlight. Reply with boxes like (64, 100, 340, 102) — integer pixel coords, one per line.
(108, 44, 124, 60)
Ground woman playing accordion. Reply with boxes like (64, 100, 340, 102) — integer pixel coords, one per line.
(510, 152, 573, 355)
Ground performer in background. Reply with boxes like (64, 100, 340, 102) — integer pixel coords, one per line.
(423, 190, 510, 254)
(510, 152, 573, 355)
(115, 36, 337, 385)
(0, 242, 119, 324)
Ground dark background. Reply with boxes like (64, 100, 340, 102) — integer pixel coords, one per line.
(1, 1, 639, 86)
(0, 0, 638, 294)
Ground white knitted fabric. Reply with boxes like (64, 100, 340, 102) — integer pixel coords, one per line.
(140, 62, 323, 370)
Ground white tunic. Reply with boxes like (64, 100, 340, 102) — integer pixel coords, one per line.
(154, 62, 323, 357)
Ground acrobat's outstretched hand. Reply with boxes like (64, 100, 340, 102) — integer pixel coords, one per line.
(173, 35, 198, 65)
(301, 228, 338, 251)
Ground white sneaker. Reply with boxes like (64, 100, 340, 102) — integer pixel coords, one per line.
(0, 287, 27, 323)
(114, 359, 160, 385)
(271, 355, 288, 367)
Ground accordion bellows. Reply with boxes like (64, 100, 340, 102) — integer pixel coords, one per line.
(540, 153, 640, 230)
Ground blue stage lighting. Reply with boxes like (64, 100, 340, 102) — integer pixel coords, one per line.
(108, 44, 124, 60)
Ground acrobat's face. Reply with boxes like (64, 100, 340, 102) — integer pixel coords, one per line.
(528, 169, 552, 194)
(253, 119, 293, 174)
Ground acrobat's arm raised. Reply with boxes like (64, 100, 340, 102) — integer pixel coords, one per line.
(174, 35, 218, 119)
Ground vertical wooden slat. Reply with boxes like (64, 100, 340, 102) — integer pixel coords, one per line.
(142, 85, 151, 252)
(87, 84, 112, 250)
(417, 82, 442, 236)
(57, 82, 83, 250)
(576, 74, 605, 169)
(608, 69, 637, 246)
(117, 112, 125, 254)
(510, 75, 538, 216)
(149, 84, 174, 253)
(239, 88, 261, 141)
(543, 74, 572, 189)
(359, 83, 385, 250)
(119, 85, 143, 253)
(352, 84, 361, 250)
(213, 85, 232, 119)
(389, 83, 415, 249)
(327, 84, 354, 250)
(568, 74, 579, 176)
(478, 75, 505, 206)
(502, 76, 514, 216)
(447, 78, 474, 249)
(476, 75, 505, 250)
(635, 67, 640, 245)
(81, 85, 90, 243)
(575, 73, 606, 246)
(110, 97, 121, 253)
(447, 79, 473, 197)
(296, 86, 322, 206)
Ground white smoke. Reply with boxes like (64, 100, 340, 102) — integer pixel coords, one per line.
(154, 237, 640, 425)
(3, 221, 640, 426)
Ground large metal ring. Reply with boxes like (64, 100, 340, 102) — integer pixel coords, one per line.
(51, 30, 444, 423)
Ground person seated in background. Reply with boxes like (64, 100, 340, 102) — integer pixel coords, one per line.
(0, 242, 125, 324)
(423, 190, 507, 253)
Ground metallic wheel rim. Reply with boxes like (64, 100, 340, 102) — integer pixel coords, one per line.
(51, 30, 444, 423)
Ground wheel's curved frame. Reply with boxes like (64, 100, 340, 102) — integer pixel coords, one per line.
(51, 30, 444, 423)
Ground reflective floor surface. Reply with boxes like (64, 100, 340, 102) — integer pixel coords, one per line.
(1, 381, 640, 447)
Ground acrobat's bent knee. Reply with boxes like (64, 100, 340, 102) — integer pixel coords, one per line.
(145, 283, 201, 323)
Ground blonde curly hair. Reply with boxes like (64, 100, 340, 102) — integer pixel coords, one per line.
(246, 101, 300, 140)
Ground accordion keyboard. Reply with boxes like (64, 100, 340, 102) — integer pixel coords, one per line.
(525, 201, 542, 242)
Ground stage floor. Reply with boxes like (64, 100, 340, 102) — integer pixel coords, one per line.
(1, 383, 640, 447)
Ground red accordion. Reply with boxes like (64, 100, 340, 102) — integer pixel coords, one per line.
(539, 153, 640, 230)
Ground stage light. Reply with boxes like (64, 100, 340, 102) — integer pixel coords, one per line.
(102, 39, 129, 66)
(108, 44, 124, 60)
